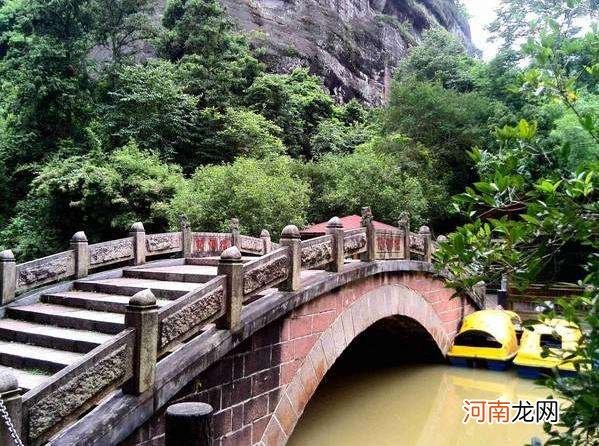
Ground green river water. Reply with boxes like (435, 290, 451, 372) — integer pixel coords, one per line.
(289, 364, 551, 446)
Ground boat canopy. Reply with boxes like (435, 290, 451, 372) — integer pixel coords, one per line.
(448, 310, 520, 362)
(514, 319, 582, 371)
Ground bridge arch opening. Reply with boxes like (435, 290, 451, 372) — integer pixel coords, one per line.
(334, 314, 445, 370)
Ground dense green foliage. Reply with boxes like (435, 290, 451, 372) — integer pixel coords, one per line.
(435, 1, 598, 444)
(0, 0, 596, 277)
(169, 156, 310, 236)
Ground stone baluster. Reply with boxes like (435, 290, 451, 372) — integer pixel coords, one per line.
(70, 231, 89, 279)
(361, 207, 376, 262)
(130, 222, 146, 266)
(0, 250, 16, 306)
(230, 218, 240, 249)
(419, 226, 432, 263)
(0, 371, 23, 446)
(165, 402, 213, 446)
(260, 229, 272, 254)
(398, 212, 410, 260)
(124, 289, 159, 395)
(217, 247, 243, 331)
(326, 217, 344, 272)
(279, 225, 301, 291)
(180, 214, 192, 258)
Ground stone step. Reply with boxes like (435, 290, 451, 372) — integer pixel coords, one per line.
(185, 256, 256, 266)
(0, 365, 50, 391)
(42, 291, 170, 314)
(0, 341, 83, 374)
(0, 319, 112, 353)
(123, 265, 218, 283)
(74, 277, 201, 300)
(6, 304, 124, 335)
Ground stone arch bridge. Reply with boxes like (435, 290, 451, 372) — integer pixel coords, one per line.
(0, 211, 483, 446)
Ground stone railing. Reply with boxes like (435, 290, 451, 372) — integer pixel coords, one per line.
(0, 208, 437, 446)
(241, 247, 290, 300)
(157, 276, 226, 355)
(343, 227, 368, 257)
(300, 235, 334, 270)
(22, 329, 136, 446)
(0, 219, 273, 306)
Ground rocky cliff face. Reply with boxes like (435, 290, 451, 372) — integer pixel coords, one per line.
(151, 0, 473, 104)
(220, 0, 473, 104)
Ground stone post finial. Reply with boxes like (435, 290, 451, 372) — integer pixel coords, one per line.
(360, 207, 376, 262)
(398, 212, 411, 260)
(217, 247, 243, 331)
(419, 225, 432, 263)
(179, 214, 190, 230)
(280, 225, 301, 291)
(180, 214, 192, 258)
(0, 250, 16, 306)
(326, 217, 345, 272)
(0, 370, 23, 446)
(230, 218, 240, 248)
(124, 289, 159, 396)
(70, 231, 89, 279)
(436, 235, 447, 243)
(360, 206, 373, 227)
(260, 229, 272, 254)
(130, 222, 146, 266)
(130, 222, 145, 233)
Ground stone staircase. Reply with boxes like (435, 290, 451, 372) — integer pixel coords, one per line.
(0, 261, 228, 393)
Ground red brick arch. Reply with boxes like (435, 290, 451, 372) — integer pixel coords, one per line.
(257, 280, 467, 445)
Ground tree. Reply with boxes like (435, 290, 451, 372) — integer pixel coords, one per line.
(488, 0, 597, 51)
(97, 60, 198, 161)
(90, 0, 158, 66)
(0, 0, 96, 209)
(307, 146, 429, 227)
(193, 107, 286, 165)
(245, 68, 335, 158)
(310, 118, 374, 158)
(395, 27, 477, 92)
(437, 7, 599, 444)
(159, 0, 262, 108)
(0, 143, 184, 260)
(384, 79, 502, 196)
(169, 156, 311, 236)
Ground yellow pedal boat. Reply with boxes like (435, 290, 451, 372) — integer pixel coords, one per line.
(514, 319, 582, 379)
(447, 310, 521, 371)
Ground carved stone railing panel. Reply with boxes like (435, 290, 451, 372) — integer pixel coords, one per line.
(239, 235, 264, 256)
(89, 237, 134, 269)
(409, 232, 424, 255)
(191, 232, 231, 257)
(300, 235, 333, 270)
(22, 330, 135, 445)
(146, 232, 183, 257)
(158, 276, 226, 353)
(375, 229, 404, 260)
(242, 247, 289, 298)
(15, 251, 75, 294)
(343, 228, 367, 256)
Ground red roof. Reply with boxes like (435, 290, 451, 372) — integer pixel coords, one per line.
(300, 215, 397, 237)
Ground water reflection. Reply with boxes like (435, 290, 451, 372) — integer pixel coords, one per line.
(289, 364, 551, 446)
